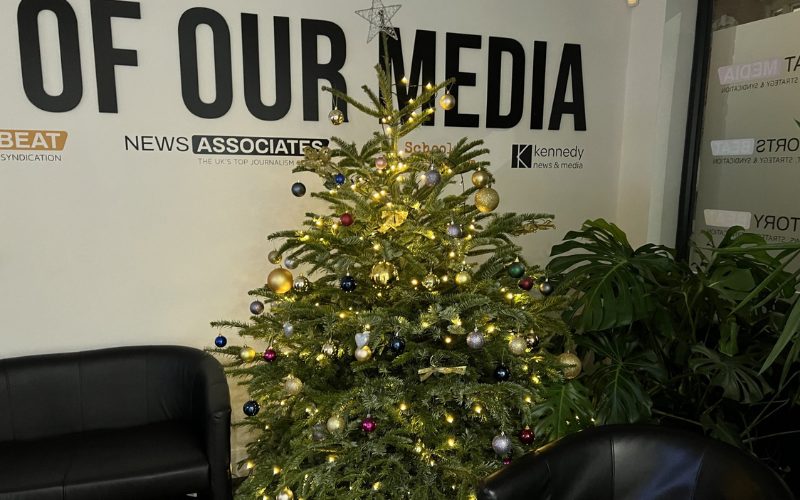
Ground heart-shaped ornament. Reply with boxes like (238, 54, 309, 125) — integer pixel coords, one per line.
(355, 331, 370, 348)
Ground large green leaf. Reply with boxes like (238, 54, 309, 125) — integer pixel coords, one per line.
(761, 296, 800, 373)
(531, 382, 593, 441)
(548, 219, 675, 332)
(690, 345, 770, 403)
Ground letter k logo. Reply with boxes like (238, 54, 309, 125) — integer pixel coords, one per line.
(512, 144, 532, 168)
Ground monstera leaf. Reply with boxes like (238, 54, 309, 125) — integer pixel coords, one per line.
(689, 345, 771, 403)
(531, 382, 594, 441)
(580, 334, 665, 424)
(548, 219, 676, 332)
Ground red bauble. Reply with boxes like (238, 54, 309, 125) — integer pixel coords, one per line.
(518, 276, 534, 291)
(340, 213, 354, 226)
(360, 416, 377, 433)
(263, 348, 277, 362)
(502, 456, 512, 465)
(519, 426, 534, 444)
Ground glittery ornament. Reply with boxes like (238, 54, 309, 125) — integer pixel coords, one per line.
(472, 169, 491, 188)
(466, 330, 485, 349)
(292, 275, 310, 292)
(422, 273, 440, 290)
(340, 213, 354, 226)
(328, 108, 344, 125)
(509, 336, 527, 355)
(326, 415, 345, 432)
(239, 346, 256, 362)
(322, 342, 336, 356)
(475, 187, 500, 213)
(370, 261, 398, 288)
(243, 400, 260, 416)
(508, 262, 526, 279)
(267, 268, 293, 294)
(361, 415, 377, 433)
(446, 223, 463, 238)
(424, 168, 442, 187)
(312, 423, 327, 441)
(284, 376, 303, 395)
(494, 364, 511, 381)
(291, 182, 306, 197)
(340, 275, 357, 292)
(492, 433, 512, 455)
(276, 488, 294, 500)
(249, 300, 264, 315)
(558, 352, 582, 379)
(267, 250, 282, 264)
(354, 345, 372, 362)
(263, 348, 277, 362)
(439, 93, 456, 111)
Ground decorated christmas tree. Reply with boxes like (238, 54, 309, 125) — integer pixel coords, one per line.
(212, 25, 590, 500)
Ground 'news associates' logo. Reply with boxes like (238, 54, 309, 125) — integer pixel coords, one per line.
(0, 129, 67, 162)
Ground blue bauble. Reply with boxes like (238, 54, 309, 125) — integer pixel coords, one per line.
(214, 335, 227, 348)
(334, 173, 346, 185)
(291, 182, 306, 197)
(424, 169, 442, 186)
(243, 400, 260, 417)
(340, 275, 357, 292)
(388, 336, 406, 355)
(249, 300, 264, 315)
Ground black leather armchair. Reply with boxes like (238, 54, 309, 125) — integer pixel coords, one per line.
(0, 346, 232, 500)
(478, 424, 794, 500)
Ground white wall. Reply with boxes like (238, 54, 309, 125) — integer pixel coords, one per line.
(0, 1, 695, 358)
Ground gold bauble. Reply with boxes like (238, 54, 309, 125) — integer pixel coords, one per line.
(439, 93, 456, 111)
(558, 352, 582, 379)
(509, 336, 527, 356)
(328, 108, 344, 125)
(327, 415, 345, 432)
(267, 250, 282, 264)
(475, 187, 500, 213)
(455, 271, 471, 285)
(284, 376, 303, 395)
(422, 273, 440, 290)
(239, 346, 256, 362)
(370, 261, 399, 288)
(267, 268, 293, 294)
(354, 345, 373, 362)
(471, 170, 491, 188)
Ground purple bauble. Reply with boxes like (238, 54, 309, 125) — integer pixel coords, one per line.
(424, 169, 442, 186)
(263, 348, 277, 362)
(446, 223, 463, 238)
(361, 416, 377, 433)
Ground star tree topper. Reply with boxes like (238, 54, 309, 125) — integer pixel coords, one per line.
(355, 0, 401, 43)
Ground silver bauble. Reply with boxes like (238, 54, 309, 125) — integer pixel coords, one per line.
(354, 345, 373, 362)
(424, 169, 442, 187)
(282, 321, 294, 337)
(492, 433, 512, 456)
(439, 93, 456, 111)
(322, 342, 336, 356)
(283, 256, 298, 269)
(466, 330, 485, 349)
(293, 275, 310, 292)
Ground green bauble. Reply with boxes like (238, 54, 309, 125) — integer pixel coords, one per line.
(508, 262, 525, 279)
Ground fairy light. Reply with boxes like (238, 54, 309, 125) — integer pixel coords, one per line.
(443, 335, 453, 345)
(425, 82, 433, 90)
(399, 402, 408, 411)
(472, 404, 482, 414)
(411, 278, 419, 286)
(338, 312, 346, 319)
(401, 76, 409, 85)
(445, 414, 454, 424)
(246, 460, 255, 470)
(524, 395, 533, 404)
(273, 465, 282, 475)
(373, 482, 382, 491)
(327, 455, 337, 463)
(531, 375, 542, 385)
(447, 437, 457, 447)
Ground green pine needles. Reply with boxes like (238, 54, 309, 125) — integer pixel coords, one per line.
(212, 56, 581, 499)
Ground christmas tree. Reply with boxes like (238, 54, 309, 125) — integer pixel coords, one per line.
(212, 39, 589, 500)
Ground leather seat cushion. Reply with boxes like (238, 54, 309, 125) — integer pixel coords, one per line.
(0, 421, 209, 500)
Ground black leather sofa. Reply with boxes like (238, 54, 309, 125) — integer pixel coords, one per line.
(0, 346, 232, 500)
(478, 424, 794, 500)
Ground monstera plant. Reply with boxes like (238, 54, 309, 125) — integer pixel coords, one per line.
(546, 219, 800, 473)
